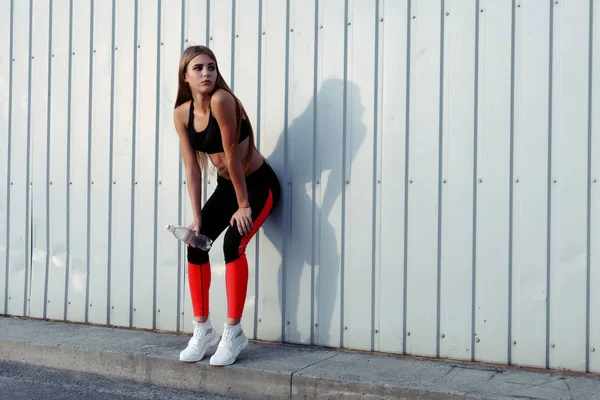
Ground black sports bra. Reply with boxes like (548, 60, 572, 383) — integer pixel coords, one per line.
(187, 100, 251, 154)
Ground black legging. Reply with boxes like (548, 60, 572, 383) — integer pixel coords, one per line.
(188, 160, 281, 264)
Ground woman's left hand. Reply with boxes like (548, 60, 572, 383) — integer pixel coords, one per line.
(231, 207, 253, 236)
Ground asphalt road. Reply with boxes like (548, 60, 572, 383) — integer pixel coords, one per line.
(0, 361, 243, 400)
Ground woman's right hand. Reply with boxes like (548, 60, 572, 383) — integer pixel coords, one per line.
(187, 219, 202, 247)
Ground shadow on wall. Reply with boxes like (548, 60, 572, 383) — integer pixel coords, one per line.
(261, 78, 367, 346)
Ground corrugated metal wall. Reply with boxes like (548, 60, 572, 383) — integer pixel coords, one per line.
(1, 0, 598, 374)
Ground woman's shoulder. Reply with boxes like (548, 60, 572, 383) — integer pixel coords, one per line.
(174, 100, 192, 124)
(210, 88, 235, 109)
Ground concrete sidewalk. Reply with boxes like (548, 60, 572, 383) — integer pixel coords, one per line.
(1, 316, 599, 399)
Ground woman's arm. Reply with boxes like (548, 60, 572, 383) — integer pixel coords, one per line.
(210, 89, 252, 235)
(173, 105, 203, 223)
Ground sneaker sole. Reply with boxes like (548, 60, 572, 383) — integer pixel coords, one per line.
(209, 336, 248, 367)
(179, 334, 220, 363)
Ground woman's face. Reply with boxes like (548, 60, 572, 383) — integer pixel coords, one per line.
(185, 53, 217, 95)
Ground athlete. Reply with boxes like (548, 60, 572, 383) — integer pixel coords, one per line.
(173, 45, 281, 366)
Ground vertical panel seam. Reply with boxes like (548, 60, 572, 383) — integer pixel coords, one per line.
(107, 0, 117, 325)
(152, 0, 162, 330)
(43, 0, 54, 320)
(586, 0, 594, 374)
(436, 0, 445, 359)
(340, 0, 349, 347)
(129, 0, 139, 328)
(371, 0, 381, 353)
(24, 0, 33, 317)
(471, 0, 481, 362)
(254, 0, 262, 340)
(177, 0, 185, 332)
(282, 0, 291, 341)
(64, 0, 74, 320)
(546, 0, 554, 371)
(4, 0, 13, 316)
(230, 0, 236, 91)
(508, 0, 516, 366)
(402, 0, 412, 355)
(85, 0, 95, 324)
(310, 0, 319, 346)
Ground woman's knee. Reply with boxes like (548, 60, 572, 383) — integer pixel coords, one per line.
(223, 229, 244, 263)
(187, 245, 209, 265)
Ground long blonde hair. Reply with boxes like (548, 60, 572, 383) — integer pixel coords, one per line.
(175, 45, 256, 175)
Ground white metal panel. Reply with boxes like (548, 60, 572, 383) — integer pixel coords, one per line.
(46, 0, 70, 321)
(405, 0, 442, 357)
(132, 0, 159, 330)
(285, 0, 316, 346)
(234, 0, 260, 338)
(186, 0, 208, 46)
(109, 0, 136, 328)
(0, 0, 11, 315)
(549, 0, 589, 372)
(87, 0, 114, 325)
(474, 0, 512, 364)
(313, 0, 345, 349)
(511, 0, 550, 369)
(28, 0, 51, 319)
(590, 0, 600, 375)
(7, 0, 31, 317)
(343, 0, 376, 352)
(439, 0, 476, 361)
(66, 0, 92, 323)
(256, 0, 287, 342)
(376, 0, 407, 354)
(155, 0, 183, 332)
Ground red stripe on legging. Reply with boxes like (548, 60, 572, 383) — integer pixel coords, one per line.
(238, 189, 274, 256)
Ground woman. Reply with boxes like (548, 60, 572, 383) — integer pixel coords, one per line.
(173, 45, 281, 366)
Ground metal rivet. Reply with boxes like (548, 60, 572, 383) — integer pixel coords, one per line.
(115, 47, 118, 50)
(441, 333, 445, 338)
(517, 4, 521, 7)
(210, 37, 213, 40)
(158, 309, 160, 312)
(259, 318, 262, 322)
(513, 340, 517, 345)
(377, 179, 381, 183)
(185, 39, 188, 42)
(555, 1, 558, 4)
(375, 329, 379, 334)
(91, 181, 94, 184)
(161, 42, 164, 45)
(412, 16, 416, 19)
(319, 25, 323, 29)
(478, 179, 483, 183)
(407, 331, 411, 336)
(94, 50, 96, 53)
(481, 9, 484, 12)
(112, 306, 114, 309)
(158, 180, 162, 184)
(380, 18, 383, 22)
(207, 181, 211, 184)
(113, 181, 116, 184)
(183, 181, 186, 184)
(290, 28, 294, 32)
(446, 12, 449, 16)
(262, 31, 266, 35)
(314, 323, 318, 327)
(443, 179, 447, 184)
(69, 182, 72, 185)
(347, 22, 351, 26)
(344, 326, 348, 330)
(235, 34, 239, 38)
(32, 56, 34, 59)
(68, 301, 71, 305)
(345, 180, 350, 184)
(8, 297, 10, 300)
(515, 179, 519, 183)
(409, 180, 413, 184)
(135, 181, 138, 185)
(551, 343, 555, 348)
(47, 300, 50, 303)
(592, 347, 596, 352)
(286, 321, 290, 325)
(138, 45, 140, 48)
(476, 338, 480, 342)
(134, 308, 136, 311)
(10, 182, 13, 185)
(553, 179, 557, 183)
(49, 181, 53, 185)
(316, 181, 320, 184)
(182, 312, 184, 315)
(89, 303, 92, 307)
(593, 179, 597, 183)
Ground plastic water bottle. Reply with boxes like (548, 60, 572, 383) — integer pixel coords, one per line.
(166, 224, 213, 250)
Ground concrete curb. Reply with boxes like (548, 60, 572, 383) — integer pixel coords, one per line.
(2, 317, 600, 399)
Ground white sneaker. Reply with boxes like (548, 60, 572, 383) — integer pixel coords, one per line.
(179, 319, 220, 362)
(209, 323, 248, 366)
